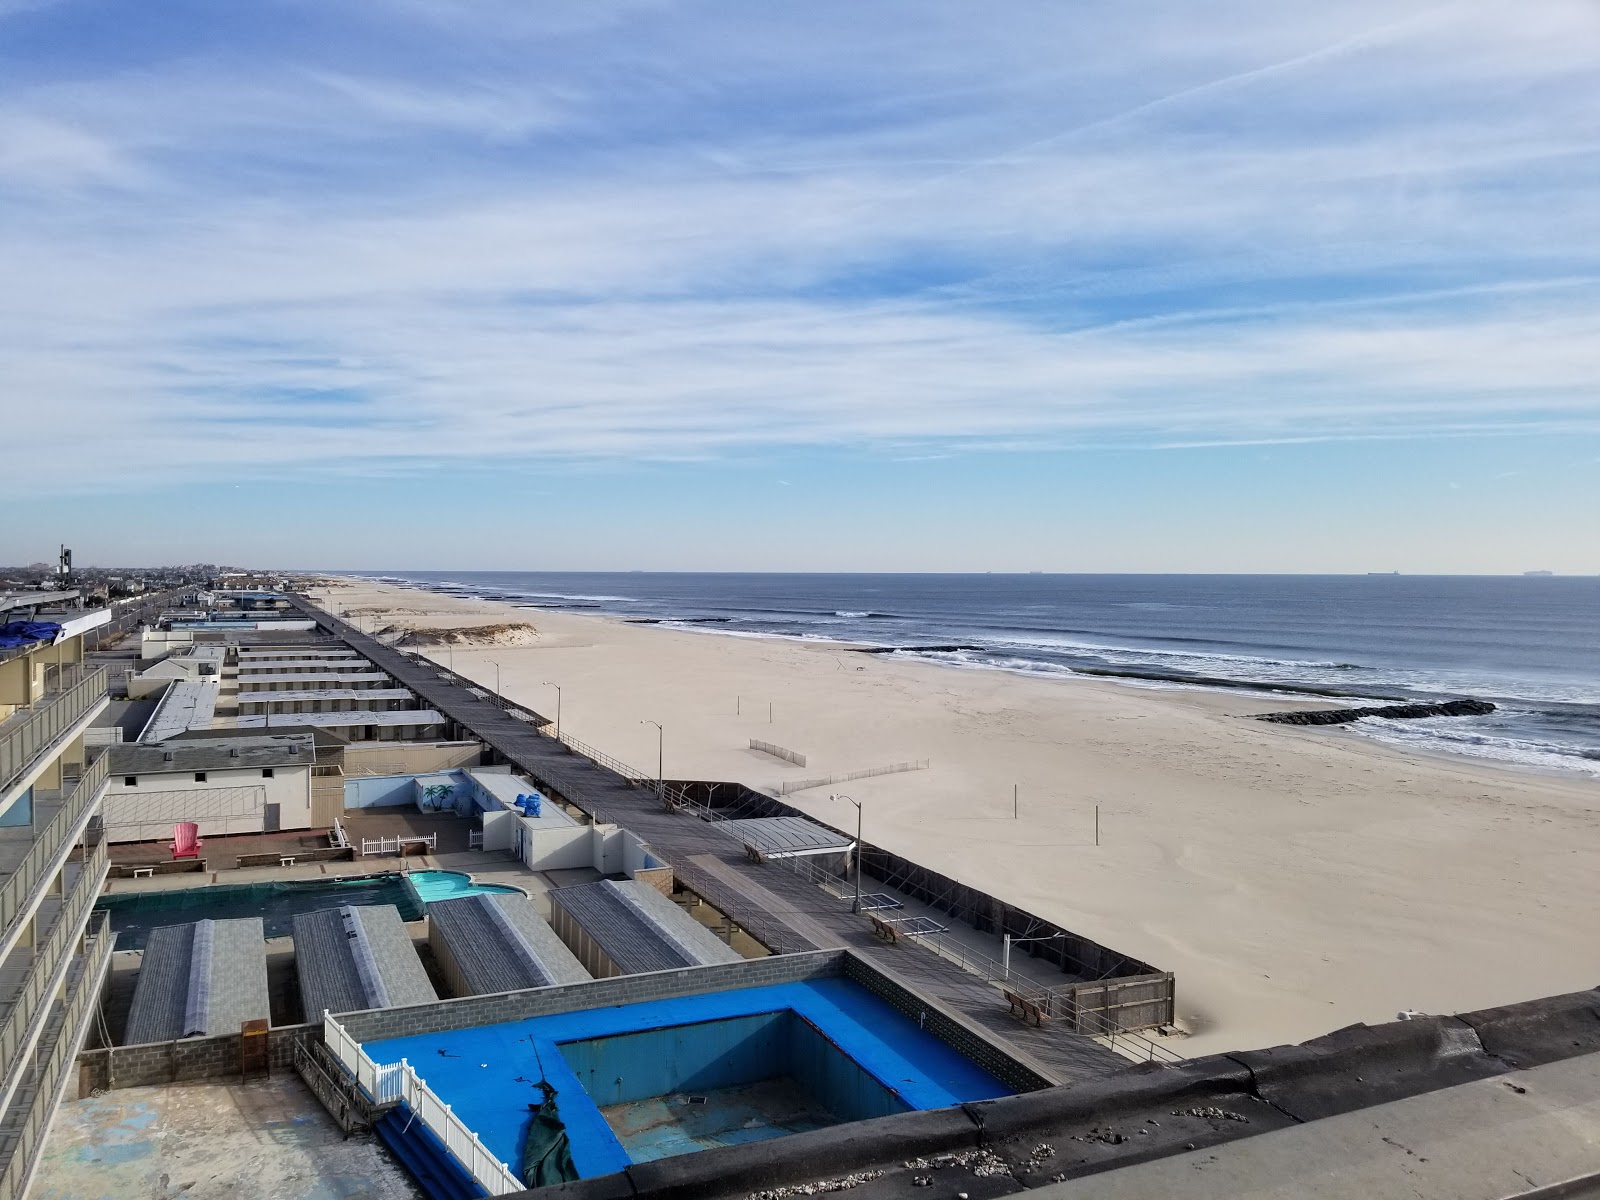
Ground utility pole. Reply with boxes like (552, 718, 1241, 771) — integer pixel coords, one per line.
(831, 793, 863, 914)
(643, 720, 663, 801)
(1013, 783, 1018, 820)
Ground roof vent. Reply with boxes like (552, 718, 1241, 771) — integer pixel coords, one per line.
(289, 743, 301, 755)
(229, 746, 239, 758)
(163, 750, 174, 762)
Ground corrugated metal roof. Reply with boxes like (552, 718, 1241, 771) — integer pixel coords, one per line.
(292, 904, 437, 1018)
(720, 816, 852, 856)
(430, 893, 590, 995)
(549, 879, 742, 975)
(124, 918, 269, 1044)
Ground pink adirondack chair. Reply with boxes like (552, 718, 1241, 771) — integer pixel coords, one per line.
(170, 822, 202, 860)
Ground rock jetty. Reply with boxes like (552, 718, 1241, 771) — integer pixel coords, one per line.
(1257, 699, 1496, 726)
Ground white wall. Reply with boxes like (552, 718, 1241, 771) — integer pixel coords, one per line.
(105, 762, 312, 840)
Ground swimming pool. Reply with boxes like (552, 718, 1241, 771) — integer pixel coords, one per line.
(96, 870, 522, 950)
(407, 869, 521, 904)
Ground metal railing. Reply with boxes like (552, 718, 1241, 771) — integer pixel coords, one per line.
(535, 722, 653, 786)
(0, 666, 106, 800)
(0, 833, 107, 1094)
(0, 910, 113, 1200)
(324, 1015, 522, 1195)
(666, 782, 1185, 1063)
(0, 754, 108, 947)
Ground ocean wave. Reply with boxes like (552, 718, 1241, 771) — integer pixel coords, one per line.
(1348, 717, 1600, 778)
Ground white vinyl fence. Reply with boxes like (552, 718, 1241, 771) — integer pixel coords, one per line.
(323, 1014, 522, 1194)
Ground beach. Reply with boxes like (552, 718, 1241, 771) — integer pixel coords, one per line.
(313, 578, 1600, 1057)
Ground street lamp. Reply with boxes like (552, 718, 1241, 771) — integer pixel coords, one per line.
(1002, 930, 1066, 980)
(642, 720, 663, 800)
(544, 681, 562, 738)
(489, 660, 502, 708)
(830, 792, 863, 914)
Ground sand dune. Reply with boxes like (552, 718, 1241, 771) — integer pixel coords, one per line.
(310, 579, 1600, 1056)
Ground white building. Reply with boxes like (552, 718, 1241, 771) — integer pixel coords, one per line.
(104, 734, 315, 843)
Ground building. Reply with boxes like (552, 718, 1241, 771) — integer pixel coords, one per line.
(0, 601, 115, 1197)
(548, 879, 743, 978)
(104, 735, 315, 843)
(292, 905, 437, 1019)
(428, 892, 590, 996)
(123, 918, 269, 1044)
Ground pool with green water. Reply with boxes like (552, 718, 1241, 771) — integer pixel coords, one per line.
(95, 870, 522, 950)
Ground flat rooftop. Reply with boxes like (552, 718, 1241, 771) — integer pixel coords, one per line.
(137, 679, 219, 741)
(237, 659, 373, 673)
(234, 709, 445, 730)
(237, 672, 390, 688)
(721, 816, 853, 857)
(110, 733, 315, 775)
(236, 688, 416, 705)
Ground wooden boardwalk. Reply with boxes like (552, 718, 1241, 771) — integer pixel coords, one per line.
(292, 598, 1129, 1083)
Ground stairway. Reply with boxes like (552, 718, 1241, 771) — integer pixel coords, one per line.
(374, 1107, 492, 1200)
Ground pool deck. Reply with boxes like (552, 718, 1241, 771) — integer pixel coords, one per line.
(33, 1076, 423, 1200)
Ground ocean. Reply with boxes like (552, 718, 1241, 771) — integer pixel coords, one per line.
(363, 571, 1600, 779)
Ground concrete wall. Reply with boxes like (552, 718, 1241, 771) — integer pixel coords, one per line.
(480, 808, 517, 853)
(341, 741, 482, 778)
(342, 773, 423, 809)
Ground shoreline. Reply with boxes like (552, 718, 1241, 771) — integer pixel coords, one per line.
(311, 577, 1600, 1057)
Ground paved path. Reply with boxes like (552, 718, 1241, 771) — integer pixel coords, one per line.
(292, 598, 1129, 1083)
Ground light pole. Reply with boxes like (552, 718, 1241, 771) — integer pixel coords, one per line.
(830, 792, 863, 913)
(544, 681, 562, 738)
(490, 661, 502, 708)
(642, 720, 663, 800)
(1002, 931, 1065, 980)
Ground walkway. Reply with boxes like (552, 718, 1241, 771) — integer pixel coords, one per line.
(291, 598, 1129, 1083)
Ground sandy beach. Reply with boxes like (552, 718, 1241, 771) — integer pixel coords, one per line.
(312, 579, 1600, 1057)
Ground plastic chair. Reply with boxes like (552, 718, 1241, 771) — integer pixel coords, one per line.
(170, 822, 202, 860)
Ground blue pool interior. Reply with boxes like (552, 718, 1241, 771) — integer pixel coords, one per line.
(364, 978, 1013, 1183)
(95, 870, 520, 949)
(406, 869, 521, 904)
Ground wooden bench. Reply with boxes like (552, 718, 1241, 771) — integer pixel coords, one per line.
(1004, 990, 1051, 1026)
(869, 914, 901, 943)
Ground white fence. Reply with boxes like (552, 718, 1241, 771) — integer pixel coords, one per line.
(323, 1014, 522, 1194)
(359, 831, 437, 856)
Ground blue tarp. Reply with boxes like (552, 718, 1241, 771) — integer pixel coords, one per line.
(0, 621, 61, 649)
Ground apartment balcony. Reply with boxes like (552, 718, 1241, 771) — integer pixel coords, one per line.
(0, 831, 107, 1115)
(0, 910, 113, 1200)
(0, 665, 108, 801)
(0, 755, 108, 964)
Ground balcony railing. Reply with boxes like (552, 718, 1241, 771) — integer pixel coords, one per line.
(0, 755, 108, 946)
(0, 834, 107, 1094)
(0, 667, 107, 800)
(0, 911, 113, 1200)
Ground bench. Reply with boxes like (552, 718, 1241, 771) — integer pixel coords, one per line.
(131, 867, 154, 879)
(1004, 990, 1051, 1026)
(869, 914, 901, 943)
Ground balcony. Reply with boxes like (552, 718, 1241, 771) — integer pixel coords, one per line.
(0, 832, 107, 1110)
(0, 666, 107, 801)
(0, 911, 113, 1200)
(0, 755, 108, 961)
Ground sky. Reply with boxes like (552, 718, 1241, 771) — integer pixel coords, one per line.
(2, 0, 1597, 573)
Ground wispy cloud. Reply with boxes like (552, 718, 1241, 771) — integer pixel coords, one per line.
(2, 0, 1599, 497)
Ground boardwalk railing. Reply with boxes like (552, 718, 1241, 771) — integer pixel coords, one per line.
(323, 1015, 522, 1195)
(534, 721, 654, 786)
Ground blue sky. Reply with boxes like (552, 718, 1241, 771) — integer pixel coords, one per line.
(2, 0, 1597, 571)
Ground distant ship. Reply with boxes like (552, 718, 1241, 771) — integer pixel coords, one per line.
(1523, 570, 1555, 576)
(1367, 571, 1400, 576)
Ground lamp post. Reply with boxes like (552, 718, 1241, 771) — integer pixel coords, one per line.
(642, 720, 663, 800)
(489, 661, 501, 708)
(830, 793, 863, 913)
(1002, 931, 1065, 980)
(544, 681, 562, 738)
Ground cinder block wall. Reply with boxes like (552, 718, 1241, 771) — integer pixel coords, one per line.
(76, 1023, 320, 1094)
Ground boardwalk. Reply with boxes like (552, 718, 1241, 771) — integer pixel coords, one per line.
(290, 598, 1129, 1082)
